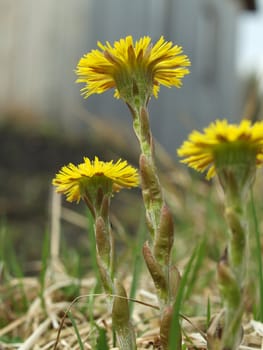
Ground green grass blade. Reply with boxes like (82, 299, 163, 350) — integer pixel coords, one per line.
(68, 311, 85, 350)
(0, 223, 28, 311)
(0, 219, 12, 279)
(206, 296, 211, 330)
(8, 244, 28, 310)
(168, 242, 201, 349)
(39, 229, 50, 312)
(184, 238, 206, 301)
(0, 219, 7, 263)
(250, 189, 263, 321)
(86, 283, 98, 325)
(95, 324, 110, 350)
(129, 216, 147, 315)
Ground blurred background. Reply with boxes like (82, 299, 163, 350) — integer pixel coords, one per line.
(0, 0, 263, 266)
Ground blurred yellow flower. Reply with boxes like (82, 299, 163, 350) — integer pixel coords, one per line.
(177, 119, 263, 179)
(52, 157, 139, 202)
(75, 35, 190, 102)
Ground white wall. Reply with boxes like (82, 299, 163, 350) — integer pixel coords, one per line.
(0, 0, 242, 153)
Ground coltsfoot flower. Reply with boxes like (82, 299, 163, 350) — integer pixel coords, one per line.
(177, 119, 263, 180)
(178, 119, 263, 350)
(52, 156, 139, 202)
(75, 35, 190, 104)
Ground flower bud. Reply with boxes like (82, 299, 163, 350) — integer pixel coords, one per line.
(153, 204, 174, 266)
(168, 265, 181, 303)
(112, 279, 137, 350)
(143, 241, 167, 303)
(139, 154, 162, 209)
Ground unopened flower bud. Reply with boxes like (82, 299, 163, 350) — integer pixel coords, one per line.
(143, 241, 167, 303)
(153, 204, 174, 266)
(112, 279, 137, 350)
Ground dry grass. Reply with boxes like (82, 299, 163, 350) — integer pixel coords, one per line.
(1, 169, 263, 349)
(1, 247, 263, 349)
(1, 115, 263, 349)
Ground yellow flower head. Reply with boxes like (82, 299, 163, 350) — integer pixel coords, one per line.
(52, 157, 139, 203)
(177, 119, 263, 180)
(75, 35, 190, 104)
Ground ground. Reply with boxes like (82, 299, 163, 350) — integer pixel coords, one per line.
(0, 116, 263, 349)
